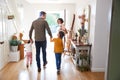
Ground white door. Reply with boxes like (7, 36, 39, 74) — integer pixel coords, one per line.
(0, 7, 9, 70)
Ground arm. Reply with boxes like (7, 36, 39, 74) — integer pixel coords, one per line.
(62, 24, 68, 34)
(45, 21, 53, 38)
(50, 38, 55, 42)
(50, 38, 54, 42)
(50, 38, 53, 42)
(29, 23, 34, 43)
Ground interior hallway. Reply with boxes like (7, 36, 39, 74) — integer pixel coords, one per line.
(0, 40, 104, 80)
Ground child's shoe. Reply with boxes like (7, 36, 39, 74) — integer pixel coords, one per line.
(26, 64, 29, 68)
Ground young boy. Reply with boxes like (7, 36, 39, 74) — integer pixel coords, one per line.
(50, 31, 64, 74)
(24, 40, 32, 68)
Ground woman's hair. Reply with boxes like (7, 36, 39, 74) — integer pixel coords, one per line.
(59, 31, 65, 39)
(57, 18, 64, 23)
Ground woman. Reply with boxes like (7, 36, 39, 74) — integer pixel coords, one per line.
(57, 18, 67, 34)
(57, 18, 68, 55)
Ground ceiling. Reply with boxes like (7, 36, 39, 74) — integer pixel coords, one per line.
(25, 0, 78, 4)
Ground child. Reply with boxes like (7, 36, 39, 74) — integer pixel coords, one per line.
(24, 40, 32, 68)
(50, 31, 65, 74)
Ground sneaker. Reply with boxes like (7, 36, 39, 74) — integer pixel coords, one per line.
(38, 68, 41, 72)
(26, 65, 29, 68)
(43, 61, 47, 67)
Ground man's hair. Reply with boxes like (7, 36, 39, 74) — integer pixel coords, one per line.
(59, 31, 65, 39)
(58, 18, 64, 23)
(40, 11, 46, 16)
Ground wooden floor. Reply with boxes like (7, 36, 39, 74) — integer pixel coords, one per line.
(0, 42, 104, 80)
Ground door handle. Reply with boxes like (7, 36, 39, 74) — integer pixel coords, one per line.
(0, 41, 4, 44)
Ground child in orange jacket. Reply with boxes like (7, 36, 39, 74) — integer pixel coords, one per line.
(50, 31, 64, 74)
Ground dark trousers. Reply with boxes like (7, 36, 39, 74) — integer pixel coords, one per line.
(35, 40, 47, 68)
(55, 53, 62, 70)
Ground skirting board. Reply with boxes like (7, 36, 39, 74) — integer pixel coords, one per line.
(91, 67, 105, 72)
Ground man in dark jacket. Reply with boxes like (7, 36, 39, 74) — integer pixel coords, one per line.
(29, 11, 52, 72)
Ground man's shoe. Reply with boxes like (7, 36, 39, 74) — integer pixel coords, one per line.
(57, 70, 60, 75)
(38, 68, 41, 72)
(43, 61, 47, 67)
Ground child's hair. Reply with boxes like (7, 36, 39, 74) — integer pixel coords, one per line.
(59, 31, 65, 39)
(27, 40, 30, 43)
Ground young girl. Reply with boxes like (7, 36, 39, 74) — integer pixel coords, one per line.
(50, 31, 64, 74)
(24, 40, 32, 68)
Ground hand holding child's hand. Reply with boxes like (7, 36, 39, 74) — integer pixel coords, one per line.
(30, 39, 33, 44)
(50, 37, 52, 42)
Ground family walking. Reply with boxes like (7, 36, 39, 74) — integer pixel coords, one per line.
(28, 11, 67, 74)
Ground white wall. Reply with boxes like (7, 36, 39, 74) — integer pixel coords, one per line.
(22, 1, 75, 39)
(0, 0, 26, 70)
(91, 0, 112, 72)
(75, 0, 89, 32)
(7, 0, 21, 31)
(75, 0, 112, 73)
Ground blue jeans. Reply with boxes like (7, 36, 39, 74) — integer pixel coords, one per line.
(55, 53, 62, 70)
(35, 40, 47, 68)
